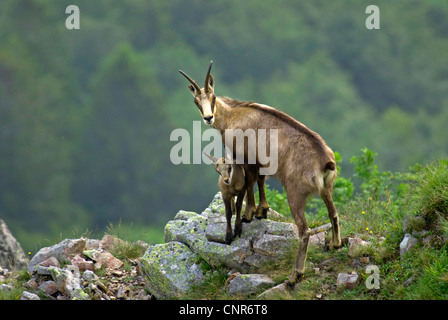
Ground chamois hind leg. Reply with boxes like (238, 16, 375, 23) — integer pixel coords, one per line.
(321, 188, 342, 249)
(242, 164, 257, 222)
(255, 174, 269, 220)
(234, 190, 245, 239)
(286, 187, 311, 285)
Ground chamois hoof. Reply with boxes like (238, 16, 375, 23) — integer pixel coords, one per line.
(234, 225, 242, 239)
(241, 216, 252, 223)
(284, 272, 304, 289)
(225, 232, 233, 245)
(241, 211, 255, 223)
(326, 237, 348, 250)
(255, 205, 269, 220)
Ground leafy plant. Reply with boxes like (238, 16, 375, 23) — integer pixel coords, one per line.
(409, 159, 448, 218)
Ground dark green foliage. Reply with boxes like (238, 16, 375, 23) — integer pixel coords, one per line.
(72, 44, 171, 226)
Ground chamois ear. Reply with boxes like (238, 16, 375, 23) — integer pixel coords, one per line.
(223, 155, 234, 165)
(187, 84, 198, 96)
(207, 74, 214, 92)
(204, 152, 218, 164)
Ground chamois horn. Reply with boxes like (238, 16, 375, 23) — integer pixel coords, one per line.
(178, 69, 201, 93)
(204, 60, 213, 93)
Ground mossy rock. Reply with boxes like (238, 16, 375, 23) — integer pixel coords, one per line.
(139, 241, 205, 299)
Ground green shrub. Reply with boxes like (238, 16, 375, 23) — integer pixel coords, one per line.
(410, 159, 448, 220)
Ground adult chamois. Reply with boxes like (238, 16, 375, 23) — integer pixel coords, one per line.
(179, 61, 341, 284)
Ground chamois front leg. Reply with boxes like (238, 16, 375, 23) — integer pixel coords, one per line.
(223, 197, 234, 245)
(242, 164, 257, 222)
(255, 174, 269, 220)
(234, 190, 245, 239)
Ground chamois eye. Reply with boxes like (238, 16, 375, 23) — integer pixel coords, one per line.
(228, 167, 231, 173)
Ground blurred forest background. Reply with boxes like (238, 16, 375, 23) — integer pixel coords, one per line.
(1, 0, 448, 253)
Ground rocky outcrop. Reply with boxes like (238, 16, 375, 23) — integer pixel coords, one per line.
(161, 193, 300, 272)
(139, 192, 324, 299)
(0, 219, 28, 270)
(23, 235, 150, 300)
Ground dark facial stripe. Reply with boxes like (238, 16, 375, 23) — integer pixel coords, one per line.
(211, 94, 216, 113)
(194, 98, 203, 114)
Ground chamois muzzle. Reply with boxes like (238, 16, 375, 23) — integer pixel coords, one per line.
(203, 115, 214, 125)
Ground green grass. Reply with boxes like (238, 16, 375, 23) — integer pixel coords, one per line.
(106, 220, 165, 245)
(105, 220, 164, 260)
(0, 269, 31, 300)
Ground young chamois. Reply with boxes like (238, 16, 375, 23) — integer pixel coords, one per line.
(179, 61, 342, 284)
(204, 153, 246, 245)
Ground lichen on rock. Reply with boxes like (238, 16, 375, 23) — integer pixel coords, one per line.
(139, 241, 205, 299)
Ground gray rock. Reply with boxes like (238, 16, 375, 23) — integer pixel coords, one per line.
(36, 266, 52, 276)
(164, 214, 208, 245)
(226, 274, 275, 295)
(38, 280, 58, 296)
(348, 235, 371, 257)
(253, 234, 293, 256)
(206, 192, 225, 214)
(173, 210, 199, 221)
(205, 213, 229, 243)
(195, 238, 253, 271)
(139, 241, 205, 299)
(163, 205, 299, 272)
(82, 270, 99, 283)
(0, 283, 13, 291)
(20, 291, 40, 300)
(400, 233, 418, 256)
(28, 238, 86, 273)
(82, 249, 123, 270)
(309, 232, 326, 247)
(0, 219, 28, 270)
(337, 272, 360, 289)
(116, 285, 128, 299)
(49, 266, 89, 300)
(39, 256, 60, 268)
